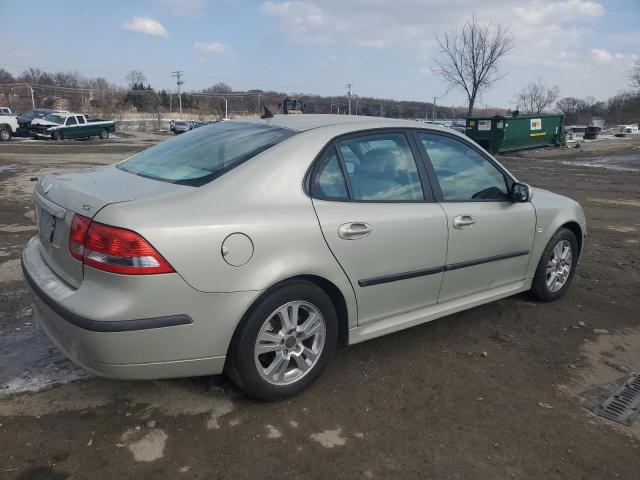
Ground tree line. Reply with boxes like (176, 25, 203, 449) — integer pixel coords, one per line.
(1, 56, 638, 125)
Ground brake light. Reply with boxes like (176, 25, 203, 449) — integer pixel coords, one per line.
(69, 214, 91, 261)
(68, 214, 174, 275)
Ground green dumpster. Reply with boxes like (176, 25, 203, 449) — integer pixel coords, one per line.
(465, 114, 565, 153)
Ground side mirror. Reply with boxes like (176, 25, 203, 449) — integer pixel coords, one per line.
(510, 182, 530, 202)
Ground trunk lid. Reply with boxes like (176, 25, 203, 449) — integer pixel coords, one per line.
(34, 166, 190, 288)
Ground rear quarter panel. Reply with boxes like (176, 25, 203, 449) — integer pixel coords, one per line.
(94, 129, 360, 327)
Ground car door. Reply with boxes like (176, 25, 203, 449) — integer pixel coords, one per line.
(64, 115, 78, 138)
(310, 130, 448, 325)
(75, 115, 88, 136)
(414, 131, 536, 303)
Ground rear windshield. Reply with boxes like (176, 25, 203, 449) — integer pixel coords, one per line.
(118, 122, 296, 186)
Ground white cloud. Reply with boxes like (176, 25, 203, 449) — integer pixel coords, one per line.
(591, 48, 613, 63)
(122, 17, 168, 37)
(357, 39, 386, 49)
(590, 49, 637, 65)
(193, 41, 231, 55)
(515, 0, 604, 25)
(260, 1, 292, 16)
(154, 0, 206, 16)
(260, 1, 348, 43)
(258, 0, 631, 103)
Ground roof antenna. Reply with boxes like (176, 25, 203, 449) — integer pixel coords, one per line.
(261, 106, 274, 119)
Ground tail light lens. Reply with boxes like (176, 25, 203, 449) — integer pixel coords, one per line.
(69, 214, 91, 261)
(68, 214, 174, 275)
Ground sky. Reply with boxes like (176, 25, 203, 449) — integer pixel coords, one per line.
(1, 0, 639, 108)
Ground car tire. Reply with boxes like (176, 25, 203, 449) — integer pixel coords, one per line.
(0, 126, 11, 141)
(226, 280, 338, 401)
(99, 129, 109, 139)
(52, 130, 62, 141)
(530, 227, 579, 302)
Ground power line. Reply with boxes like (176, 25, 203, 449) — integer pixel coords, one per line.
(0, 82, 91, 93)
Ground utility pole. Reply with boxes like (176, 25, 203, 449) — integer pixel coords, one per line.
(221, 97, 228, 120)
(172, 70, 184, 118)
(28, 85, 35, 108)
(432, 96, 438, 122)
(346, 83, 353, 115)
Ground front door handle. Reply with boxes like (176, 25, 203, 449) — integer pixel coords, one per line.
(453, 215, 476, 229)
(338, 222, 373, 240)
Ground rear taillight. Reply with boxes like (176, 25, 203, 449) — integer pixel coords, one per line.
(68, 214, 174, 275)
(69, 214, 91, 261)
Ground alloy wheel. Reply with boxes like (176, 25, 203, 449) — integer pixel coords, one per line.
(546, 239, 573, 292)
(253, 301, 326, 386)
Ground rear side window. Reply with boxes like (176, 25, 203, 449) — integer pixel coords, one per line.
(419, 133, 508, 201)
(118, 122, 296, 186)
(76, 116, 86, 124)
(337, 133, 424, 201)
(311, 148, 348, 199)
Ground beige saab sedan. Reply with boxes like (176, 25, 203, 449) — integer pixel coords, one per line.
(22, 115, 586, 400)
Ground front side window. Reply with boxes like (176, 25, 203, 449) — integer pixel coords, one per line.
(66, 116, 77, 126)
(419, 133, 508, 201)
(337, 133, 424, 201)
(311, 148, 348, 199)
(118, 121, 296, 186)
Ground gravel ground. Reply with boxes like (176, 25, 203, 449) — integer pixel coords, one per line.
(0, 132, 639, 480)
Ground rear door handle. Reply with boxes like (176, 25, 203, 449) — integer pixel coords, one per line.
(338, 222, 373, 240)
(453, 215, 476, 229)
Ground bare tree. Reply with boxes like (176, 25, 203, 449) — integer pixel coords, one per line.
(434, 16, 514, 116)
(0, 68, 15, 83)
(516, 79, 560, 114)
(125, 70, 147, 89)
(18, 67, 53, 85)
(206, 82, 233, 93)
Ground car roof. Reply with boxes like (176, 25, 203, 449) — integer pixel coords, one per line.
(229, 114, 455, 134)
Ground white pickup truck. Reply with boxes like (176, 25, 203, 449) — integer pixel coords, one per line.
(0, 114, 19, 141)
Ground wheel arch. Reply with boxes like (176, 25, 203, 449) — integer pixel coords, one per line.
(226, 274, 351, 362)
(293, 274, 350, 347)
(560, 221, 583, 256)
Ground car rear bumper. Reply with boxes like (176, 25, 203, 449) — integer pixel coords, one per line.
(22, 236, 259, 380)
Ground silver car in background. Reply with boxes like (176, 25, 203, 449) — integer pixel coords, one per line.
(22, 115, 586, 400)
(172, 120, 191, 134)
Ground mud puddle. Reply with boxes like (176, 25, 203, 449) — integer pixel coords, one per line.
(0, 322, 89, 397)
(560, 154, 640, 172)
